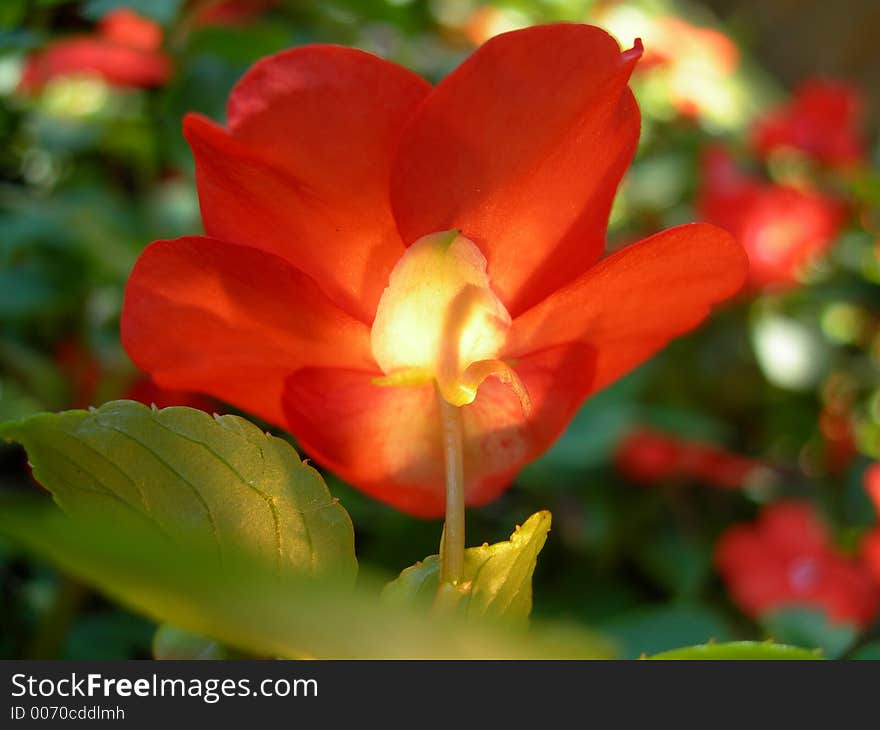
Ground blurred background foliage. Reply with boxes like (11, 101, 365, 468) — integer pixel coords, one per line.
(1, 0, 879, 659)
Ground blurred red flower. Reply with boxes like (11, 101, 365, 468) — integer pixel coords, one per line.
(193, 0, 277, 27)
(698, 146, 845, 290)
(819, 399, 857, 474)
(636, 15, 739, 119)
(640, 16, 738, 73)
(616, 427, 766, 489)
(751, 79, 865, 169)
(861, 463, 880, 584)
(122, 25, 747, 516)
(54, 338, 213, 412)
(19, 9, 172, 92)
(716, 501, 880, 627)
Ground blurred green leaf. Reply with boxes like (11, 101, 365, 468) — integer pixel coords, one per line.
(601, 604, 731, 659)
(0, 496, 613, 658)
(0, 339, 69, 412)
(0, 264, 66, 319)
(383, 511, 551, 626)
(0, 0, 26, 29)
(152, 624, 227, 660)
(0, 378, 44, 421)
(648, 641, 822, 660)
(64, 611, 154, 660)
(0, 401, 358, 582)
(844, 458, 878, 528)
(82, 0, 183, 25)
(761, 607, 858, 659)
(187, 24, 295, 65)
(634, 529, 712, 599)
(0, 29, 44, 51)
(849, 641, 880, 660)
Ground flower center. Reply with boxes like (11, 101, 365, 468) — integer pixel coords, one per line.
(371, 230, 530, 412)
(788, 557, 819, 594)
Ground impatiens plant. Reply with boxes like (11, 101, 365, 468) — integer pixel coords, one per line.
(716, 501, 880, 656)
(4, 1, 878, 661)
(19, 9, 172, 92)
(615, 426, 769, 490)
(698, 146, 844, 290)
(750, 78, 865, 171)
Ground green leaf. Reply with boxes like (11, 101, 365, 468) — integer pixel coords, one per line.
(648, 641, 823, 660)
(633, 529, 712, 599)
(0, 378, 44, 421)
(0, 401, 357, 584)
(382, 511, 551, 625)
(64, 611, 154, 660)
(0, 403, 611, 658)
(0, 0, 26, 29)
(0, 264, 67, 319)
(600, 604, 731, 659)
(0, 497, 613, 658)
(849, 641, 880, 660)
(153, 625, 228, 660)
(82, 0, 183, 25)
(761, 607, 858, 659)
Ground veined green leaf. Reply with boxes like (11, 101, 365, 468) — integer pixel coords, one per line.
(0, 403, 612, 658)
(382, 511, 551, 625)
(0, 400, 357, 583)
(647, 641, 823, 660)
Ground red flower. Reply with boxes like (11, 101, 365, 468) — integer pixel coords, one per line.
(19, 9, 172, 92)
(698, 146, 845, 291)
(716, 501, 879, 627)
(193, 0, 278, 27)
(751, 79, 865, 169)
(616, 427, 765, 489)
(640, 17, 737, 70)
(121, 25, 746, 516)
(629, 15, 739, 120)
(98, 8, 164, 50)
(819, 398, 857, 474)
(861, 463, 880, 585)
(54, 338, 212, 411)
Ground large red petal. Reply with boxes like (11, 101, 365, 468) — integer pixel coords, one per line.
(390, 24, 641, 316)
(282, 344, 595, 517)
(185, 46, 431, 322)
(506, 223, 747, 396)
(121, 236, 372, 427)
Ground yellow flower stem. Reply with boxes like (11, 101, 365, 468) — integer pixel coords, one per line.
(437, 384, 465, 586)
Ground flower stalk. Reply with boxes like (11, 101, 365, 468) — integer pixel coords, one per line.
(437, 385, 465, 585)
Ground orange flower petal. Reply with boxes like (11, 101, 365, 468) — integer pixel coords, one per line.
(185, 46, 431, 322)
(506, 223, 748, 396)
(282, 343, 595, 517)
(390, 24, 641, 316)
(121, 236, 373, 427)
